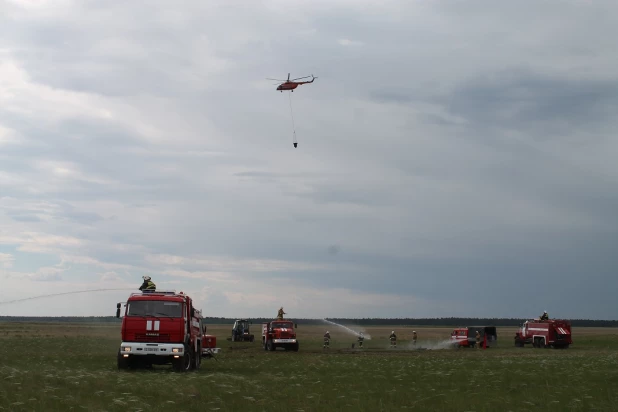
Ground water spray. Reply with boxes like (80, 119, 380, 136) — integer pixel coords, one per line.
(405, 338, 455, 351)
(322, 318, 372, 340)
(0, 288, 135, 305)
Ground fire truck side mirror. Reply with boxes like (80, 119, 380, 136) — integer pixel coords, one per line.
(295, 323, 298, 328)
(115, 303, 121, 318)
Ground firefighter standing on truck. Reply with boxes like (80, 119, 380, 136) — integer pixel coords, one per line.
(389, 330, 397, 348)
(277, 307, 286, 320)
(540, 311, 549, 321)
(323, 331, 331, 349)
(139, 276, 156, 291)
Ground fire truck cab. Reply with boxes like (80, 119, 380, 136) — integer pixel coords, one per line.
(116, 290, 212, 371)
(262, 320, 299, 351)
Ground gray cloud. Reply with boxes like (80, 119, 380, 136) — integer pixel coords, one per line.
(1, 0, 617, 319)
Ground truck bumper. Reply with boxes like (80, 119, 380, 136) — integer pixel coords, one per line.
(273, 339, 297, 344)
(202, 347, 221, 356)
(119, 342, 184, 356)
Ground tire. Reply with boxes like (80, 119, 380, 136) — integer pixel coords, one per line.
(267, 340, 274, 351)
(193, 344, 201, 370)
(173, 345, 193, 372)
(117, 350, 130, 370)
(292, 342, 299, 352)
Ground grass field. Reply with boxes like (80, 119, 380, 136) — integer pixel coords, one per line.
(1, 322, 617, 411)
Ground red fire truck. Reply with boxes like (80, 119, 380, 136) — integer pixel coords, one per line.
(514, 319, 572, 349)
(201, 321, 221, 358)
(262, 319, 299, 351)
(450, 326, 498, 348)
(116, 290, 216, 371)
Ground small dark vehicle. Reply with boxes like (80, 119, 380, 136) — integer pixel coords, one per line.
(231, 319, 255, 342)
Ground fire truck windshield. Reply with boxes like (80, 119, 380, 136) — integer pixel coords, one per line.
(272, 322, 294, 329)
(127, 300, 183, 318)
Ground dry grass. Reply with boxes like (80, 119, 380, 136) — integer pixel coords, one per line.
(1, 321, 617, 411)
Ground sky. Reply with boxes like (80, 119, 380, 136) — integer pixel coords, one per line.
(1, 0, 617, 320)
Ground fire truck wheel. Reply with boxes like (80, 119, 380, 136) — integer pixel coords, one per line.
(173, 345, 193, 372)
(117, 350, 130, 370)
(266, 340, 275, 351)
(193, 347, 201, 370)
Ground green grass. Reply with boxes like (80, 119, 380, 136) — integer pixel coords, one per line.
(1, 322, 617, 411)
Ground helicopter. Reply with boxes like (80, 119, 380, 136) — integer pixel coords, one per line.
(266, 73, 317, 92)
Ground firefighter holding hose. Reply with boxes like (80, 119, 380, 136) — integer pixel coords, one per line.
(389, 330, 397, 348)
(277, 307, 286, 320)
(139, 276, 156, 292)
(323, 331, 331, 349)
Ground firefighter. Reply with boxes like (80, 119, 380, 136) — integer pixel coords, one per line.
(475, 330, 481, 349)
(389, 330, 397, 348)
(357, 332, 364, 348)
(412, 331, 417, 346)
(540, 311, 549, 321)
(323, 331, 331, 349)
(277, 307, 286, 320)
(139, 276, 156, 292)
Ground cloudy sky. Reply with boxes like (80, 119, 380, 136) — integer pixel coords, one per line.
(1, 0, 617, 320)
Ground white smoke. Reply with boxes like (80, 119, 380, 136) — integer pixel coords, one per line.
(404, 338, 455, 350)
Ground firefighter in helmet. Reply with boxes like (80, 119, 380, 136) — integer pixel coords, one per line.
(323, 331, 331, 349)
(277, 307, 286, 320)
(412, 331, 417, 346)
(139, 276, 156, 292)
(357, 332, 364, 348)
(540, 311, 549, 321)
(389, 330, 397, 348)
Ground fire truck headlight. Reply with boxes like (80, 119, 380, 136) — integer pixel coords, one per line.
(122, 347, 131, 352)
(172, 348, 183, 353)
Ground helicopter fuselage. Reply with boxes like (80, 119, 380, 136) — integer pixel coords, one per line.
(277, 82, 299, 91)
(276, 78, 315, 91)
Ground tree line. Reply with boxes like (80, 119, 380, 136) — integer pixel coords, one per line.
(1, 316, 617, 327)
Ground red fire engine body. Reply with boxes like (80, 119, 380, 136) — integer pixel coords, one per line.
(201, 327, 220, 358)
(514, 319, 572, 349)
(450, 326, 497, 348)
(262, 319, 299, 351)
(116, 290, 219, 371)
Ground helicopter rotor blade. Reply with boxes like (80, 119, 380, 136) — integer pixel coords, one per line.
(291, 75, 312, 81)
(266, 78, 286, 82)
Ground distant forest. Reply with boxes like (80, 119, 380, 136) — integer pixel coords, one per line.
(1, 316, 617, 327)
